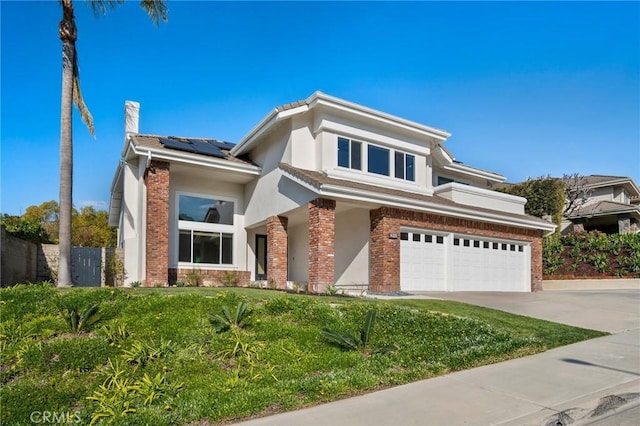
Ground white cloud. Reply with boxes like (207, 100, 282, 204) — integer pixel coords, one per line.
(81, 200, 107, 209)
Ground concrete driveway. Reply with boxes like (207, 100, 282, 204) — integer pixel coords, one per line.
(413, 289, 640, 333)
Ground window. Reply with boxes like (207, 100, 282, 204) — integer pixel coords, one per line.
(400, 232, 409, 241)
(425, 234, 433, 243)
(412, 233, 421, 242)
(338, 137, 362, 170)
(179, 195, 233, 225)
(437, 176, 454, 186)
(178, 195, 235, 265)
(368, 145, 390, 176)
(337, 136, 415, 182)
(436, 236, 444, 244)
(395, 152, 415, 181)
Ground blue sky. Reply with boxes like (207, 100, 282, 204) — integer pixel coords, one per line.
(1, 1, 639, 216)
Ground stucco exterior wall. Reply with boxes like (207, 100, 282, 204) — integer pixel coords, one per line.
(121, 157, 145, 285)
(334, 207, 370, 287)
(288, 222, 310, 283)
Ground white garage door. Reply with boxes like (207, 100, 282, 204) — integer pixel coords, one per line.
(450, 236, 529, 292)
(400, 231, 447, 291)
(400, 230, 530, 292)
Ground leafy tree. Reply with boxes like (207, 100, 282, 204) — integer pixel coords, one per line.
(2, 202, 116, 247)
(0, 214, 52, 244)
(497, 176, 565, 229)
(22, 200, 59, 242)
(56, 0, 168, 287)
(73, 206, 116, 247)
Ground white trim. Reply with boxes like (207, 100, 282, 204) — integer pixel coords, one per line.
(279, 170, 555, 232)
(434, 182, 527, 205)
(231, 91, 450, 157)
(174, 191, 239, 267)
(131, 145, 261, 175)
(442, 162, 504, 183)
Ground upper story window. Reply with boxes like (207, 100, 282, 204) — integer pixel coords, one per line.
(337, 136, 416, 182)
(338, 137, 362, 170)
(178, 194, 235, 265)
(394, 152, 415, 182)
(368, 145, 390, 176)
(179, 195, 234, 225)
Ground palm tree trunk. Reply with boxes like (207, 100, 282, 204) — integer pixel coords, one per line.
(58, 1, 76, 287)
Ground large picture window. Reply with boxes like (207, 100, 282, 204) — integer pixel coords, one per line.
(179, 230, 233, 264)
(179, 195, 234, 225)
(178, 194, 234, 265)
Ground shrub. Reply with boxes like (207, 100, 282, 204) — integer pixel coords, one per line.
(321, 309, 377, 353)
(56, 298, 104, 334)
(220, 271, 240, 287)
(208, 301, 251, 333)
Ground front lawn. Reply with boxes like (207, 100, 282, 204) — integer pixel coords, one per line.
(0, 284, 606, 425)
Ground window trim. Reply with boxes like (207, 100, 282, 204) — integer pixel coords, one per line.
(337, 137, 362, 171)
(176, 192, 237, 267)
(338, 135, 416, 182)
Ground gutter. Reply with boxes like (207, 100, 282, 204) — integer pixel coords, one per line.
(280, 170, 555, 233)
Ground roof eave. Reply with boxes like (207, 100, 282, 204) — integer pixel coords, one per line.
(280, 168, 555, 233)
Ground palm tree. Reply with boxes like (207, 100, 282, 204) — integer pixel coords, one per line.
(57, 0, 167, 287)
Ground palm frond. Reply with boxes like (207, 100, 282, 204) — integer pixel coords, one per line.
(87, 0, 123, 17)
(72, 51, 95, 136)
(139, 0, 168, 26)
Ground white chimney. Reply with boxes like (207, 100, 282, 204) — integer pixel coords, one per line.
(124, 100, 140, 134)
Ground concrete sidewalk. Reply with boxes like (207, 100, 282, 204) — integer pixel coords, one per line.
(237, 330, 640, 426)
(237, 291, 640, 426)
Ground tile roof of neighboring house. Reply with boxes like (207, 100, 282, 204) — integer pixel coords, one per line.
(570, 200, 640, 219)
(275, 99, 307, 112)
(278, 163, 553, 227)
(130, 134, 256, 166)
(581, 175, 630, 185)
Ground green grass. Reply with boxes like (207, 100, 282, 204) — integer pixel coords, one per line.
(0, 283, 606, 425)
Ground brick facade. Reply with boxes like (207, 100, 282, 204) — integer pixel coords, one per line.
(266, 215, 288, 289)
(145, 160, 170, 287)
(308, 198, 336, 293)
(169, 268, 251, 287)
(369, 207, 544, 292)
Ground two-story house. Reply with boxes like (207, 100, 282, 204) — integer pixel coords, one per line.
(108, 92, 555, 293)
(563, 175, 640, 234)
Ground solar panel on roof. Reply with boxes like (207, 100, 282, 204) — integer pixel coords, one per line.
(159, 138, 197, 154)
(191, 140, 226, 158)
(159, 137, 233, 159)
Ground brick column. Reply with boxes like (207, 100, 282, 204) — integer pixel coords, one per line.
(267, 215, 288, 289)
(145, 160, 170, 287)
(308, 198, 336, 293)
(369, 208, 400, 293)
(530, 231, 543, 292)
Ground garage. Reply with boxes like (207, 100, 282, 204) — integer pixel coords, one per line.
(400, 230, 531, 292)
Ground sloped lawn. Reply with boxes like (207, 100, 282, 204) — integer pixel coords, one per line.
(0, 284, 606, 425)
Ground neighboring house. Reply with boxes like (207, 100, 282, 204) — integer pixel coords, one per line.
(108, 92, 555, 293)
(562, 175, 640, 235)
